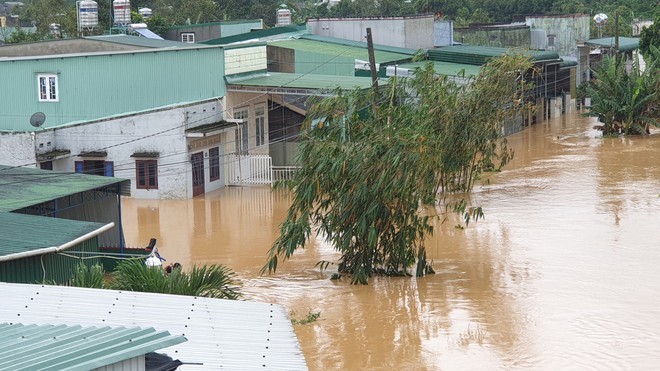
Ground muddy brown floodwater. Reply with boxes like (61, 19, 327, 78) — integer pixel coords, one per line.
(121, 113, 660, 370)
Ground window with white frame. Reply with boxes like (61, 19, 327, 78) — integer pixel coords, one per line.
(255, 105, 265, 147)
(38, 74, 59, 102)
(233, 108, 249, 154)
(181, 32, 195, 43)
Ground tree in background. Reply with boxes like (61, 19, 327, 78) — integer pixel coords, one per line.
(263, 53, 535, 284)
(584, 49, 659, 135)
(639, 16, 660, 57)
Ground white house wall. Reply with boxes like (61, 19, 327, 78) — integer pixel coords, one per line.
(25, 99, 227, 199)
(0, 132, 37, 167)
(307, 16, 434, 49)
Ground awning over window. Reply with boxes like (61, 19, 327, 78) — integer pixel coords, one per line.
(78, 150, 107, 157)
(36, 149, 70, 162)
(130, 151, 160, 158)
(185, 121, 238, 138)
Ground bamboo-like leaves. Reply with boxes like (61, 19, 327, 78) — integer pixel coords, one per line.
(264, 53, 535, 284)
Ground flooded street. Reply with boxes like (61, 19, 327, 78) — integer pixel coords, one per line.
(121, 113, 660, 370)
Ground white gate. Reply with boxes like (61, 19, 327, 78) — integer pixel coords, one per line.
(227, 154, 272, 186)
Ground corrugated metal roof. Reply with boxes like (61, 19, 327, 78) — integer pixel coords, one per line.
(394, 61, 482, 77)
(428, 45, 561, 65)
(0, 165, 130, 212)
(226, 72, 378, 90)
(85, 34, 202, 49)
(0, 283, 308, 370)
(270, 38, 412, 64)
(201, 25, 307, 45)
(0, 212, 109, 260)
(585, 37, 640, 52)
(0, 322, 186, 371)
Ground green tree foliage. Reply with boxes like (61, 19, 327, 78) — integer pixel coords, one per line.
(639, 16, 660, 57)
(584, 49, 659, 135)
(110, 259, 241, 299)
(3, 26, 44, 43)
(263, 53, 535, 284)
(66, 259, 241, 299)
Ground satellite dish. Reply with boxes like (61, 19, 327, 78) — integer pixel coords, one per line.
(29, 112, 46, 128)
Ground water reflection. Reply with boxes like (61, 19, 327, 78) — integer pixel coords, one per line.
(121, 113, 660, 370)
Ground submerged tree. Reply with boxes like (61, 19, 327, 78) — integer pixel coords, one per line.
(263, 53, 535, 284)
(584, 48, 659, 136)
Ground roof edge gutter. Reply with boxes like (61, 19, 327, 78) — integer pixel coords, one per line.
(0, 222, 115, 263)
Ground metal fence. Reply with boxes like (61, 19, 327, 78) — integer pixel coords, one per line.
(227, 154, 272, 186)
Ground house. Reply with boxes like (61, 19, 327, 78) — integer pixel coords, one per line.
(0, 37, 236, 199)
(0, 282, 308, 370)
(163, 19, 264, 44)
(0, 323, 186, 370)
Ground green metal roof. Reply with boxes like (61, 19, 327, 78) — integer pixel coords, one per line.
(0, 165, 130, 212)
(167, 19, 262, 30)
(585, 37, 640, 52)
(226, 72, 378, 90)
(85, 34, 203, 49)
(300, 34, 420, 56)
(395, 61, 482, 77)
(0, 323, 186, 371)
(0, 213, 108, 260)
(428, 46, 561, 65)
(201, 25, 308, 45)
(270, 38, 412, 64)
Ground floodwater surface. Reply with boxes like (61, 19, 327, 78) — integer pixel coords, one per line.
(121, 113, 660, 370)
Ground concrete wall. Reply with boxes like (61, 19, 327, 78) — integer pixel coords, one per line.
(165, 25, 222, 43)
(225, 45, 267, 75)
(525, 14, 590, 58)
(0, 132, 36, 167)
(454, 25, 530, 48)
(0, 39, 145, 57)
(307, 15, 434, 49)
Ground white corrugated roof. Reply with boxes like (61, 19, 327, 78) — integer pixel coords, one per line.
(0, 282, 308, 370)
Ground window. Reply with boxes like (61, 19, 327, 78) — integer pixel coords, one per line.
(75, 160, 113, 176)
(181, 32, 195, 43)
(547, 34, 556, 48)
(209, 147, 220, 181)
(38, 74, 58, 102)
(136, 160, 158, 189)
(40, 161, 53, 170)
(233, 108, 249, 155)
(255, 105, 265, 146)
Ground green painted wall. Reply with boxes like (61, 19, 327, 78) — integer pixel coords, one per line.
(0, 47, 226, 132)
(294, 49, 355, 76)
(0, 238, 101, 284)
(221, 21, 263, 38)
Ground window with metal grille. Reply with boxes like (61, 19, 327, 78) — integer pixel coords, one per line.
(255, 105, 265, 146)
(38, 74, 58, 102)
(233, 108, 249, 154)
(136, 160, 158, 189)
(209, 147, 220, 181)
(181, 32, 195, 43)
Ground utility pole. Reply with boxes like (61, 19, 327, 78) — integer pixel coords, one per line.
(366, 28, 379, 95)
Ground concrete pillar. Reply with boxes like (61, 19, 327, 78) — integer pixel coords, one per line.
(536, 98, 545, 122)
(550, 97, 563, 118)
